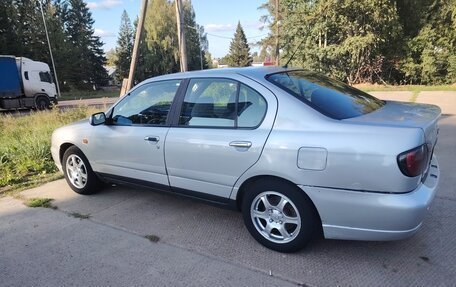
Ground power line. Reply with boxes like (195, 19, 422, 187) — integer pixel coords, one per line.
(206, 32, 269, 40)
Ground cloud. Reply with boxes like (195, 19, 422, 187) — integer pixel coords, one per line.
(204, 24, 235, 33)
(87, 0, 123, 10)
(94, 29, 115, 37)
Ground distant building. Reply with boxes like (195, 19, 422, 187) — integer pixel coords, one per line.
(212, 58, 276, 68)
(104, 66, 119, 86)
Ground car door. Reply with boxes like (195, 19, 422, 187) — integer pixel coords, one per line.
(88, 79, 182, 187)
(165, 76, 278, 199)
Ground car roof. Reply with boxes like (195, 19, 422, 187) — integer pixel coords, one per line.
(141, 66, 297, 84)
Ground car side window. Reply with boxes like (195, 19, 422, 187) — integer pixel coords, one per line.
(111, 80, 181, 126)
(238, 84, 267, 128)
(178, 78, 237, 127)
(178, 79, 267, 129)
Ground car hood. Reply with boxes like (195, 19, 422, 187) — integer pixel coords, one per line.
(343, 100, 441, 145)
(53, 119, 90, 139)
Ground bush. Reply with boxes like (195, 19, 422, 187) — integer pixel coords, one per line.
(0, 106, 99, 189)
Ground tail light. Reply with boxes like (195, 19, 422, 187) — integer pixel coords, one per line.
(397, 145, 428, 177)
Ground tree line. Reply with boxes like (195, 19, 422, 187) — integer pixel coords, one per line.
(112, 0, 211, 85)
(259, 0, 456, 85)
(0, 0, 107, 91)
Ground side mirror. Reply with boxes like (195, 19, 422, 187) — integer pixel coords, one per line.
(89, 112, 106, 126)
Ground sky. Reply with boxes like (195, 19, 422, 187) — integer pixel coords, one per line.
(88, 0, 269, 59)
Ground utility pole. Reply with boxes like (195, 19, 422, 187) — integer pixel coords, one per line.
(39, 1, 61, 98)
(275, 0, 280, 66)
(197, 25, 203, 70)
(175, 0, 188, 72)
(125, 0, 148, 93)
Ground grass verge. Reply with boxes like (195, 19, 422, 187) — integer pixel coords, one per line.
(59, 89, 119, 101)
(356, 84, 456, 92)
(0, 106, 101, 195)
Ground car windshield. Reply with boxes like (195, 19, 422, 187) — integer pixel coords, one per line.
(266, 70, 385, 119)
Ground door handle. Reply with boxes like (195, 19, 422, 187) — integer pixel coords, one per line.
(229, 141, 252, 148)
(144, 136, 160, 142)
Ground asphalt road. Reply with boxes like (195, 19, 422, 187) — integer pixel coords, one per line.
(0, 97, 117, 117)
(1, 92, 455, 286)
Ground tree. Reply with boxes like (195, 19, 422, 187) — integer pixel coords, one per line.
(65, 0, 107, 88)
(276, 0, 403, 84)
(140, 0, 178, 79)
(43, 1, 73, 91)
(135, 0, 206, 82)
(227, 22, 252, 67)
(106, 49, 118, 66)
(182, 2, 208, 70)
(400, 0, 456, 84)
(114, 10, 134, 82)
(0, 0, 18, 55)
(262, 0, 456, 84)
(258, 0, 281, 64)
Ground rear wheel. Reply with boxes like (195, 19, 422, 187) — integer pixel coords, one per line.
(35, 96, 51, 110)
(62, 146, 101, 195)
(241, 179, 319, 252)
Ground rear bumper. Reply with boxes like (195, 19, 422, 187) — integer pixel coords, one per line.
(301, 155, 439, 241)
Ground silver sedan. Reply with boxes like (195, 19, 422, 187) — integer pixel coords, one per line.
(51, 67, 440, 252)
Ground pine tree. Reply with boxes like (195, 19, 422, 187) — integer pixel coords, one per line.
(43, 1, 72, 91)
(14, 0, 47, 60)
(65, 0, 107, 89)
(183, 3, 205, 70)
(227, 22, 252, 67)
(114, 10, 134, 82)
(0, 0, 18, 55)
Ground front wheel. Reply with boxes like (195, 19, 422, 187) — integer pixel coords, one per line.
(62, 146, 101, 195)
(242, 179, 319, 253)
(35, 96, 51, 110)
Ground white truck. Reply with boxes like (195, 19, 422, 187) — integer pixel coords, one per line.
(0, 55, 58, 110)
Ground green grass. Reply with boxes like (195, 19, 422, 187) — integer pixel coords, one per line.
(0, 106, 101, 194)
(59, 89, 120, 101)
(356, 84, 456, 92)
(24, 197, 56, 209)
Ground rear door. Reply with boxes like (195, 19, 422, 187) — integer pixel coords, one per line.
(165, 76, 277, 199)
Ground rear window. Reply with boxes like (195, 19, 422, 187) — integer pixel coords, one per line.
(266, 70, 385, 119)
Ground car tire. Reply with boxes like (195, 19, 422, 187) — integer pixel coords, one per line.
(62, 146, 101, 195)
(241, 179, 319, 253)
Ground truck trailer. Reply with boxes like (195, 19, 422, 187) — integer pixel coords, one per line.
(0, 56, 58, 110)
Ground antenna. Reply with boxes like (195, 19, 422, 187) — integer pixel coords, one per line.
(283, 38, 305, 68)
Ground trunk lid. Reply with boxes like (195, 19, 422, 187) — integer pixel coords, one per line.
(344, 101, 441, 179)
(344, 101, 440, 146)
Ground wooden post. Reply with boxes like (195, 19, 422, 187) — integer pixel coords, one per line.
(125, 0, 148, 95)
(175, 0, 188, 72)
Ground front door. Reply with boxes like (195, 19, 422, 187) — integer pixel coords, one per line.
(89, 79, 182, 186)
(165, 76, 277, 199)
